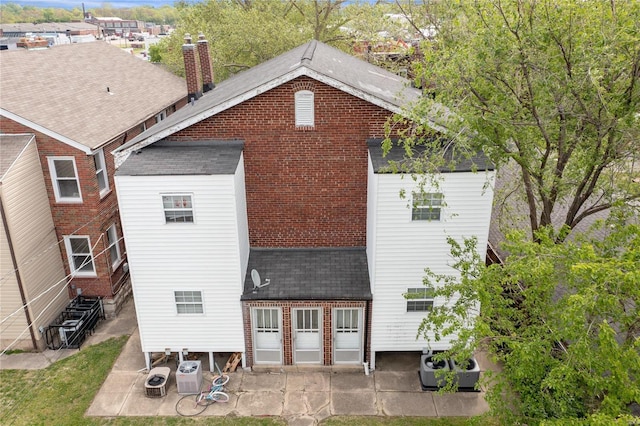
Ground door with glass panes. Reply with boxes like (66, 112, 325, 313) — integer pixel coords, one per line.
(292, 308, 322, 364)
(333, 308, 363, 364)
(252, 308, 282, 364)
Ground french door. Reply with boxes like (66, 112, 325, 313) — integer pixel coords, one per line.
(292, 308, 322, 364)
(252, 308, 282, 364)
(333, 308, 363, 364)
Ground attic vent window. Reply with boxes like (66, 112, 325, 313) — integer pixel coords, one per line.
(295, 90, 314, 127)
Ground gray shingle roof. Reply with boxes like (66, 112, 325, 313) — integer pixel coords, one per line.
(0, 42, 186, 151)
(115, 40, 426, 157)
(0, 22, 99, 34)
(115, 140, 244, 176)
(241, 248, 372, 301)
(0, 134, 34, 180)
(367, 138, 494, 173)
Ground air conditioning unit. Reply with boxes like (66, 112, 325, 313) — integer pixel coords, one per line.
(176, 360, 202, 394)
(450, 357, 480, 389)
(419, 350, 449, 389)
(59, 319, 83, 347)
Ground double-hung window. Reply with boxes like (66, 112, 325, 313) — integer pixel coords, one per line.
(295, 90, 314, 127)
(106, 224, 121, 269)
(64, 236, 96, 276)
(93, 150, 109, 197)
(412, 192, 443, 221)
(406, 287, 435, 312)
(48, 157, 82, 202)
(162, 194, 194, 223)
(174, 291, 204, 314)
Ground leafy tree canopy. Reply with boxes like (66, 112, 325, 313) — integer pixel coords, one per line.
(419, 219, 640, 422)
(390, 0, 640, 242)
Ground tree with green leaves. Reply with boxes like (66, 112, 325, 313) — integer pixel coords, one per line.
(154, 0, 316, 80)
(419, 220, 640, 423)
(391, 0, 640, 242)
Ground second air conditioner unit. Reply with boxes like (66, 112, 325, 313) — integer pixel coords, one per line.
(176, 360, 202, 394)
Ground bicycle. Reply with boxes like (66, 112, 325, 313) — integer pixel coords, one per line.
(175, 365, 230, 416)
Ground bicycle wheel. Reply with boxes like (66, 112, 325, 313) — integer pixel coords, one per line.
(212, 374, 230, 387)
(209, 391, 229, 403)
(175, 394, 207, 416)
(196, 392, 215, 407)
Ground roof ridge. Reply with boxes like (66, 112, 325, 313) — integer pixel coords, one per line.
(300, 39, 318, 65)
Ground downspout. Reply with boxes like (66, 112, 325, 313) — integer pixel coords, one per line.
(364, 300, 371, 369)
(0, 195, 38, 350)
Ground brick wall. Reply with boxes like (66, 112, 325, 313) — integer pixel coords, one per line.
(172, 76, 394, 247)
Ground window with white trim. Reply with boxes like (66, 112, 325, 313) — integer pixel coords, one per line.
(174, 291, 204, 314)
(412, 192, 443, 221)
(106, 224, 121, 269)
(93, 150, 109, 196)
(64, 236, 96, 276)
(155, 110, 166, 123)
(162, 194, 194, 223)
(48, 157, 82, 202)
(295, 90, 314, 127)
(405, 287, 434, 312)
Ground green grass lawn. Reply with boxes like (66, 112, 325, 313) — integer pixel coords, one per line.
(0, 336, 487, 425)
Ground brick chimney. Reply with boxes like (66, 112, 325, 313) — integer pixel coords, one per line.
(182, 33, 202, 101)
(197, 34, 215, 93)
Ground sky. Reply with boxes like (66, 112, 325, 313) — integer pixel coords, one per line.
(6, 0, 181, 8)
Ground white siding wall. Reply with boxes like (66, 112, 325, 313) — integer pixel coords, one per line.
(115, 173, 246, 353)
(369, 169, 495, 353)
(366, 155, 378, 293)
(0, 140, 69, 350)
(234, 156, 250, 284)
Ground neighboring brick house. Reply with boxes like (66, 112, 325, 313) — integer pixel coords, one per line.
(0, 41, 188, 324)
(114, 39, 495, 370)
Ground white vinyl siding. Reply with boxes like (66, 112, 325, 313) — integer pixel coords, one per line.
(114, 156, 249, 354)
(64, 236, 96, 277)
(93, 150, 109, 197)
(0, 139, 69, 350)
(48, 157, 82, 202)
(295, 90, 314, 127)
(106, 224, 121, 269)
(368, 160, 495, 354)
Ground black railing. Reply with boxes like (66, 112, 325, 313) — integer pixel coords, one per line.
(44, 296, 104, 350)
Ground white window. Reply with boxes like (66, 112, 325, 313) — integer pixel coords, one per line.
(155, 110, 166, 123)
(93, 150, 109, 196)
(412, 192, 443, 221)
(48, 157, 82, 202)
(406, 287, 434, 312)
(106, 224, 121, 269)
(64, 236, 96, 276)
(162, 194, 194, 223)
(174, 291, 204, 314)
(295, 90, 314, 127)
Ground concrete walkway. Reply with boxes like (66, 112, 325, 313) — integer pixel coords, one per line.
(1, 298, 491, 424)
